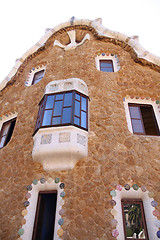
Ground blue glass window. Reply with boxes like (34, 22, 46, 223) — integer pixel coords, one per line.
(100, 60, 114, 72)
(34, 91, 88, 134)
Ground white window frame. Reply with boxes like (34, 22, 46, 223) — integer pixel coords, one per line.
(21, 180, 64, 240)
(111, 187, 159, 240)
(95, 54, 120, 72)
(123, 97, 160, 136)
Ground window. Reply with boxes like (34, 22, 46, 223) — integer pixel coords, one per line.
(99, 60, 114, 72)
(121, 199, 149, 240)
(0, 118, 16, 149)
(32, 190, 57, 240)
(129, 103, 160, 136)
(34, 91, 88, 134)
(32, 70, 45, 85)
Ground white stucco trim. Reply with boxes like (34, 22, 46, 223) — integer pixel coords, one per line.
(21, 179, 65, 240)
(95, 53, 120, 72)
(1, 17, 160, 91)
(123, 97, 160, 135)
(111, 187, 159, 240)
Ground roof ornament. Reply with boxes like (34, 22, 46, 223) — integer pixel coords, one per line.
(53, 30, 90, 51)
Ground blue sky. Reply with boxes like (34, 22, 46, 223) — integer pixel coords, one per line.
(0, 0, 159, 83)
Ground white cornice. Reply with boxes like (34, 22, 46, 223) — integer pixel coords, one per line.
(0, 17, 160, 91)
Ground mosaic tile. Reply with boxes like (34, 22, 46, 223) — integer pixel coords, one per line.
(111, 209, 117, 216)
(124, 184, 130, 191)
(23, 201, 30, 207)
(151, 200, 158, 207)
(110, 190, 116, 197)
(40, 178, 45, 184)
(18, 228, 24, 236)
(57, 228, 63, 237)
(111, 219, 118, 227)
(60, 183, 65, 189)
(141, 185, 147, 192)
(47, 178, 53, 183)
(33, 179, 38, 185)
(26, 185, 32, 191)
(60, 191, 65, 197)
(22, 209, 28, 216)
(59, 209, 65, 216)
(110, 200, 116, 206)
(153, 210, 159, 217)
(148, 191, 154, 198)
(112, 229, 119, 238)
(58, 218, 64, 226)
(157, 230, 160, 238)
(116, 185, 122, 191)
(55, 178, 60, 183)
(132, 184, 139, 191)
(25, 193, 31, 199)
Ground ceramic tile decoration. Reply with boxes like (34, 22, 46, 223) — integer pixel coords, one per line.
(26, 185, 32, 191)
(124, 184, 130, 190)
(58, 218, 64, 226)
(18, 228, 24, 236)
(55, 178, 60, 183)
(110, 190, 116, 197)
(40, 178, 46, 184)
(23, 201, 30, 207)
(60, 183, 65, 189)
(153, 210, 159, 217)
(110, 200, 116, 206)
(33, 179, 38, 185)
(112, 229, 119, 238)
(59, 209, 65, 216)
(141, 185, 147, 192)
(132, 184, 139, 190)
(60, 191, 65, 197)
(116, 185, 122, 191)
(151, 200, 158, 207)
(110, 184, 159, 239)
(18, 178, 65, 240)
(157, 230, 160, 238)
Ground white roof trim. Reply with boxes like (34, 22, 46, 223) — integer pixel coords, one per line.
(1, 17, 160, 91)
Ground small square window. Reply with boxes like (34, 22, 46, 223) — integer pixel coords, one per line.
(0, 118, 16, 149)
(32, 190, 57, 240)
(99, 60, 114, 72)
(122, 199, 149, 240)
(129, 103, 160, 136)
(32, 70, 45, 85)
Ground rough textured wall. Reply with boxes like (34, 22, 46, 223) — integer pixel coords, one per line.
(0, 27, 160, 240)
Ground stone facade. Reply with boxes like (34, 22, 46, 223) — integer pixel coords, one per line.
(0, 18, 160, 240)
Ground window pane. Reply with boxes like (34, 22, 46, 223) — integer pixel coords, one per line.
(74, 116, 80, 126)
(129, 106, 141, 119)
(132, 119, 144, 133)
(56, 94, 63, 100)
(45, 95, 55, 109)
(2, 124, 10, 136)
(81, 111, 87, 129)
(75, 93, 80, 101)
(0, 136, 6, 148)
(52, 117, 61, 125)
(81, 97, 87, 111)
(53, 101, 62, 116)
(62, 108, 71, 123)
(101, 67, 113, 72)
(64, 92, 72, 107)
(100, 62, 112, 67)
(75, 101, 80, 117)
(42, 110, 52, 126)
(123, 202, 146, 239)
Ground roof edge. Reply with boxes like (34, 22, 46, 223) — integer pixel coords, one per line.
(1, 17, 160, 91)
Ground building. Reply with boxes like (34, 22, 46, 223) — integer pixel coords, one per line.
(0, 17, 160, 240)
